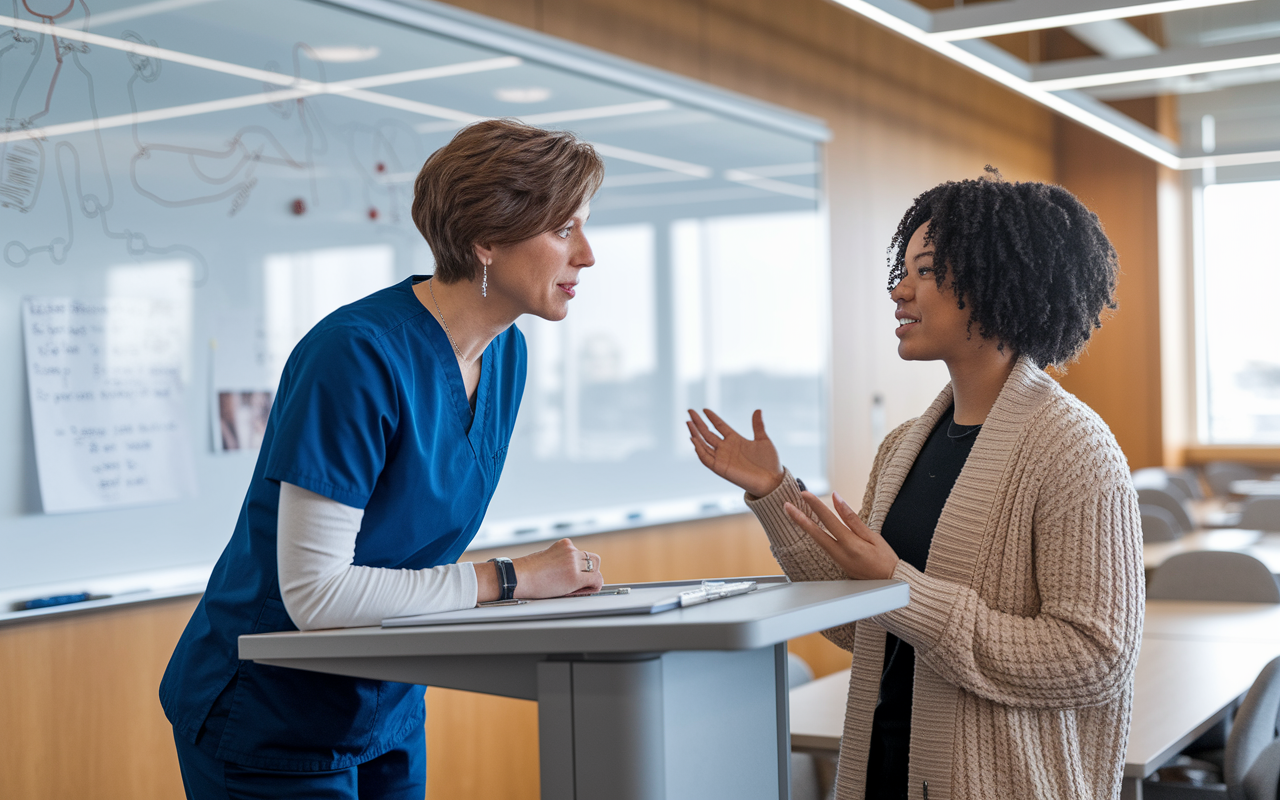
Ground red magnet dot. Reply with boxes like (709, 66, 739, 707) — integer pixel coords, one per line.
(291, 198, 306, 216)
(375, 162, 386, 173)
(368, 207, 379, 220)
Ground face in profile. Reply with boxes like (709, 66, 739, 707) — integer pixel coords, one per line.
(890, 222, 984, 364)
(479, 200, 594, 322)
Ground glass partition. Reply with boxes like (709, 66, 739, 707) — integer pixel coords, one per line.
(0, 0, 828, 588)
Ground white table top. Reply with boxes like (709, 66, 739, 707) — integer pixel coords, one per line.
(788, 600, 1280, 780)
(1230, 480, 1280, 497)
(789, 671, 849, 752)
(241, 579, 908, 660)
(1143, 529, 1280, 572)
(1143, 600, 1280, 643)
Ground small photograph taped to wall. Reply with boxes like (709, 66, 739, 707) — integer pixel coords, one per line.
(217, 391, 274, 452)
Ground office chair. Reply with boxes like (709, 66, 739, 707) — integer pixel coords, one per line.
(1134, 468, 1203, 501)
(1146, 658, 1280, 800)
(1241, 499, 1280, 534)
(1207, 462, 1261, 497)
(1168, 469, 1207, 502)
(1139, 487, 1198, 535)
(1147, 552, 1280, 604)
(1225, 656, 1280, 800)
(1143, 505, 1183, 543)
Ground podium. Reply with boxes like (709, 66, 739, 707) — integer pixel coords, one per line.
(239, 578, 907, 800)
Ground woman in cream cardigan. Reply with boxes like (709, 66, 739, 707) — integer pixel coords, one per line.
(688, 172, 1144, 800)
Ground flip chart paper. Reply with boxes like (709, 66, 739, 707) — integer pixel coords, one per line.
(23, 297, 197, 513)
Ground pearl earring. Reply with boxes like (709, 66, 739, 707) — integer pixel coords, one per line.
(482, 261, 488, 298)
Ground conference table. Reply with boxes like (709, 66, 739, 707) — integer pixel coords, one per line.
(1143, 529, 1280, 573)
(788, 600, 1280, 800)
(1230, 479, 1280, 497)
(240, 578, 908, 800)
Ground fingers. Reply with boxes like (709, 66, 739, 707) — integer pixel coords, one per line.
(831, 492, 876, 543)
(702, 408, 741, 440)
(686, 409, 721, 446)
(687, 426, 716, 469)
(783, 501, 844, 561)
(751, 409, 768, 440)
(799, 491, 856, 543)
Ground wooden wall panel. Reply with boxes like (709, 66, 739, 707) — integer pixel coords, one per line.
(0, 597, 196, 800)
(1054, 115, 1164, 470)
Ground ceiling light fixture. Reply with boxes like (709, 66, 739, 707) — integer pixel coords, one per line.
(827, 0, 1182, 168)
(930, 0, 1255, 41)
(518, 99, 671, 124)
(309, 45, 381, 63)
(495, 87, 552, 103)
(1032, 39, 1280, 91)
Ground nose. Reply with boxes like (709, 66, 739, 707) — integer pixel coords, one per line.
(576, 234, 595, 269)
(890, 273, 911, 303)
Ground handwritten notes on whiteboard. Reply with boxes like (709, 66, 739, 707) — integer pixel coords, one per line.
(22, 297, 197, 514)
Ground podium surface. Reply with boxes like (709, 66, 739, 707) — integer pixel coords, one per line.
(239, 578, 907, 800)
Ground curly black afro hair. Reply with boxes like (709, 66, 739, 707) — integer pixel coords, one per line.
(887, 167, 1118, 367)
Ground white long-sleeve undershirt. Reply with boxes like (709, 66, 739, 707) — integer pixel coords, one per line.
(277, 482, 478, 631)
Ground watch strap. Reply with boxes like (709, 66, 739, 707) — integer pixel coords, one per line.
(488, 557, 517, 601)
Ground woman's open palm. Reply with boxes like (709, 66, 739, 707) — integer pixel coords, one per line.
(687, 409, 784, 498)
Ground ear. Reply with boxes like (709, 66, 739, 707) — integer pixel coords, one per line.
(472, 242, 495, 266)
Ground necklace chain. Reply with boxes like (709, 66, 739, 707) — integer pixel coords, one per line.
(427, 278, 470, 364)
(946, 419, 981, 440)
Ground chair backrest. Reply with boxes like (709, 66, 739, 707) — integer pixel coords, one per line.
(1141, 504, 1182, 543)
(787, 652, 814, 690)
(1132, 468, 1205, 501)
(1207, 461, 1260, 497)
(1226, 656, 1280, 800)
(1147, 551, 1280, 603)
(1137, 487, 1197, 534)
(1241, 498, 1280, 533)
(1167, 470, 1206, 502)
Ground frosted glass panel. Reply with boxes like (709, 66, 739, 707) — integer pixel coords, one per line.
(0, 0, 826, 594)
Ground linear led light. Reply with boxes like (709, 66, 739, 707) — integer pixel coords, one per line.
(84, 0, 222, 28)
(724, 169, 818, 200)
(931, 0, 1254, 41)
(413, 99, 675, 133)
(1180, 149, 1280, 169)
(826, 0, 1199, 168)
(1034, 49, 1280, 91)
(0, 56, 520, 144)
(518, 99, 672, 125)
(0, 87, 311, 144)
(589, 143, 712, 178)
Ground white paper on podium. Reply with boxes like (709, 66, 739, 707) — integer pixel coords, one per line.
(382, 579, 781, 628)
(22, 296, 198, 514)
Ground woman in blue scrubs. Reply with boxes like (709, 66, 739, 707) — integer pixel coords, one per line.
(160, 120, 607, 799)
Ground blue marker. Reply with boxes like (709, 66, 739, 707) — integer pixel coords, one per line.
(16, 592, 105, 611)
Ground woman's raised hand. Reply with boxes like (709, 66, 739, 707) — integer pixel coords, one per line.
(512, 538, 605, 599)
(687, 409, 785, 499)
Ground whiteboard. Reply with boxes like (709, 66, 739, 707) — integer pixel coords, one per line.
(0, 0, 828, 607)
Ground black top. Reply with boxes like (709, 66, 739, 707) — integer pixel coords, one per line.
(864, 405, 980, 800)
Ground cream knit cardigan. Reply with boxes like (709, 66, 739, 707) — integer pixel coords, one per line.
(748, 357, 1144, 800)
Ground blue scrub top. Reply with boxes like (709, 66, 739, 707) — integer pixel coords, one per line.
(160, 276, 526, 771)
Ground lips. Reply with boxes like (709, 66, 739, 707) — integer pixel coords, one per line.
(895, 314, 918, 337)
(558, 283, 577, 298)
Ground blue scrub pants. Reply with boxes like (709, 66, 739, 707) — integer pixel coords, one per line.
(173, 725, 426, 800)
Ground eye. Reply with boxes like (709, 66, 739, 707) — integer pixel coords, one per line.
(556, 224, 574, 239)
(918, 266, 933, 277)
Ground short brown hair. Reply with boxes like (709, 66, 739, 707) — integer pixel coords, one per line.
(412, 119, 605, 283)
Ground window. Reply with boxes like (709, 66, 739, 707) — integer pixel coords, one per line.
(1198, 179, 1280, 443)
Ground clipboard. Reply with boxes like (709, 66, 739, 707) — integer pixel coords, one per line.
(381, 575, 789, 628)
